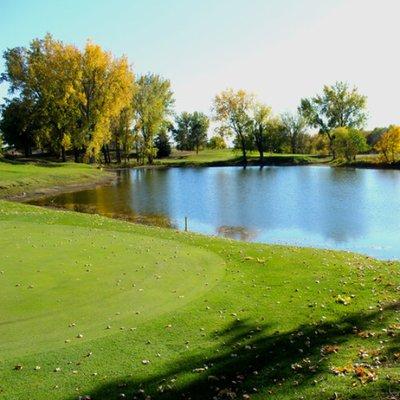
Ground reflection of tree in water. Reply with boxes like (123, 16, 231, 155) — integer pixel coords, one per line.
(217, 225, 257, 241)
(30, 198, 175, 229)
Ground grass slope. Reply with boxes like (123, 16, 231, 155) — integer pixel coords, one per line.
(0, 200, 399, 400)
(0, 160, 113, 199)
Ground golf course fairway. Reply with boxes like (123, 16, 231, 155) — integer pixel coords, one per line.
(0, 200, 399, 400)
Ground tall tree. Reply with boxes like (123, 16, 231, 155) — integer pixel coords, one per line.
(77, 42, 135, 162)
(189, 111, 209, 154)
(1, 35, 135, 162)
(281, 112, 308, 154)
(111, 106, 134, 164)
(133, 74, 174, 164)
(213, 89, 254, 165)
(299, 81, 367, 158)
(172, 112, 192, 150)
(29, 35, 81, 161)
(249, 103, 272, 165)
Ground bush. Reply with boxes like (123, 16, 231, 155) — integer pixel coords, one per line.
(207, 135, 226, 149)
(155, 131, 171, 158)
(331, 127, 368, 162)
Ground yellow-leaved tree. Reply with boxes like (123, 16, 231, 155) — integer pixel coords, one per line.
(375, 125, 400, 163)
(76, 42, 135, 162)
(213, 89, 255, 165)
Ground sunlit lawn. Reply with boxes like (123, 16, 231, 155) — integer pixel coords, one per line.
(0, 160, 111, 198)
(0, 200, 399, 399)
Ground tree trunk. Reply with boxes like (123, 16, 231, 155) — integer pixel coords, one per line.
(106, 145, 111, 164)
(291, 139, 296, 155)
(115, 139, 121, 164)
(61, 146, 66, 162)
(240, 136, 248, 168)
(327, 133, 336, 160)
(259, 149, 264, 168)
(101, 146, 108, 164)
(24, 139, 31, 158)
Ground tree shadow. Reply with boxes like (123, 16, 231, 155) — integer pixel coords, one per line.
(1, 155, 66, 167)
(74, 302, 400, 400)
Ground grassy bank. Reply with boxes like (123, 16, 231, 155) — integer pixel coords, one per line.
(155, 149, 318, 167)
(335, 155, 400, 170)
(0, 199, 399, 400)
(0, 159, 114, 200)
(155, 149, 400, 170)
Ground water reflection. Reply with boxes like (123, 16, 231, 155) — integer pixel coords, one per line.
(29, 166, 400, 260)
(216, 225, 257, 241)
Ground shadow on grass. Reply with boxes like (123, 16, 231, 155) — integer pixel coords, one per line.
(1, 155, 66, 167)
(74, 302, 399, 400)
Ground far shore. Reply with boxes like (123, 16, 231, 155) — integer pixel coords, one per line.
(1, 150, 399, 203)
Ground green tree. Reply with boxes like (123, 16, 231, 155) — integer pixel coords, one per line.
(0, 98, 38, 157)
(299, 81, 367, 158)
(263, 117, 286, 153)
(172, 112, 192, 150)
(331, 127, 368, 162)
(133, 74, 174, 164)
(281, 112, 308, 154)
(213, 89, 254, 165)
(189, 111, 209, 154)
(155, 126, 172, 158)
(249, 103, 272, 165)
(207, 135, 226, 149)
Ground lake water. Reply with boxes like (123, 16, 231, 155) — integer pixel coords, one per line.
(30, 166, 400, 260)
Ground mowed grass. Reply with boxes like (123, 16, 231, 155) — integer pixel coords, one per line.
(0, 200, 399, 399)
(0, 160, 112, 198)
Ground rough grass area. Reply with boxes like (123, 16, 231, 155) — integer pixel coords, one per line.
(0, 160, 113, 199)
(0, 200, 399, 400)
(155, 149, 316, 167)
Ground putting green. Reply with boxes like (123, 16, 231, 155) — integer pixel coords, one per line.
(0, 220, 225, 358)
(0, 201, 399, 400)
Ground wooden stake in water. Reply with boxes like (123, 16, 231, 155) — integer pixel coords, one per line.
(184, 216, 188, 232)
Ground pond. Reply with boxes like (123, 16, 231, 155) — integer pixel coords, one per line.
(30, 166, 400, 260)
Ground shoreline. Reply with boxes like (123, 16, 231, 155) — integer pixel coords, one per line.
(2, 172, 117, 203)
(115, 160, 400, 171)
(5, 159, 399, 204)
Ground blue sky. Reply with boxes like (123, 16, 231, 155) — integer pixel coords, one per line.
(1, 0, 399, 129)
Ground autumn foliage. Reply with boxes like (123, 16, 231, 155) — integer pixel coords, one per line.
(374, 125, 400, 163)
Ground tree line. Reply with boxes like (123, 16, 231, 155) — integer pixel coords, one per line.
(1, 35, 399, 164)
(212, 84, 399, 165)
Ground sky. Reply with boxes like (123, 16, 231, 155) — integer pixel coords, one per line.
(0, 0, 399, 129)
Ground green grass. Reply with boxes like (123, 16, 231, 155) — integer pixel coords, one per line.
(155, 149, 316, 167)
(0, 200, 399, 400)
(0, 160, 113, 198)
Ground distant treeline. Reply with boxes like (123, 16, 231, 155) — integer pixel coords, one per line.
(0, 35, 399, 164)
